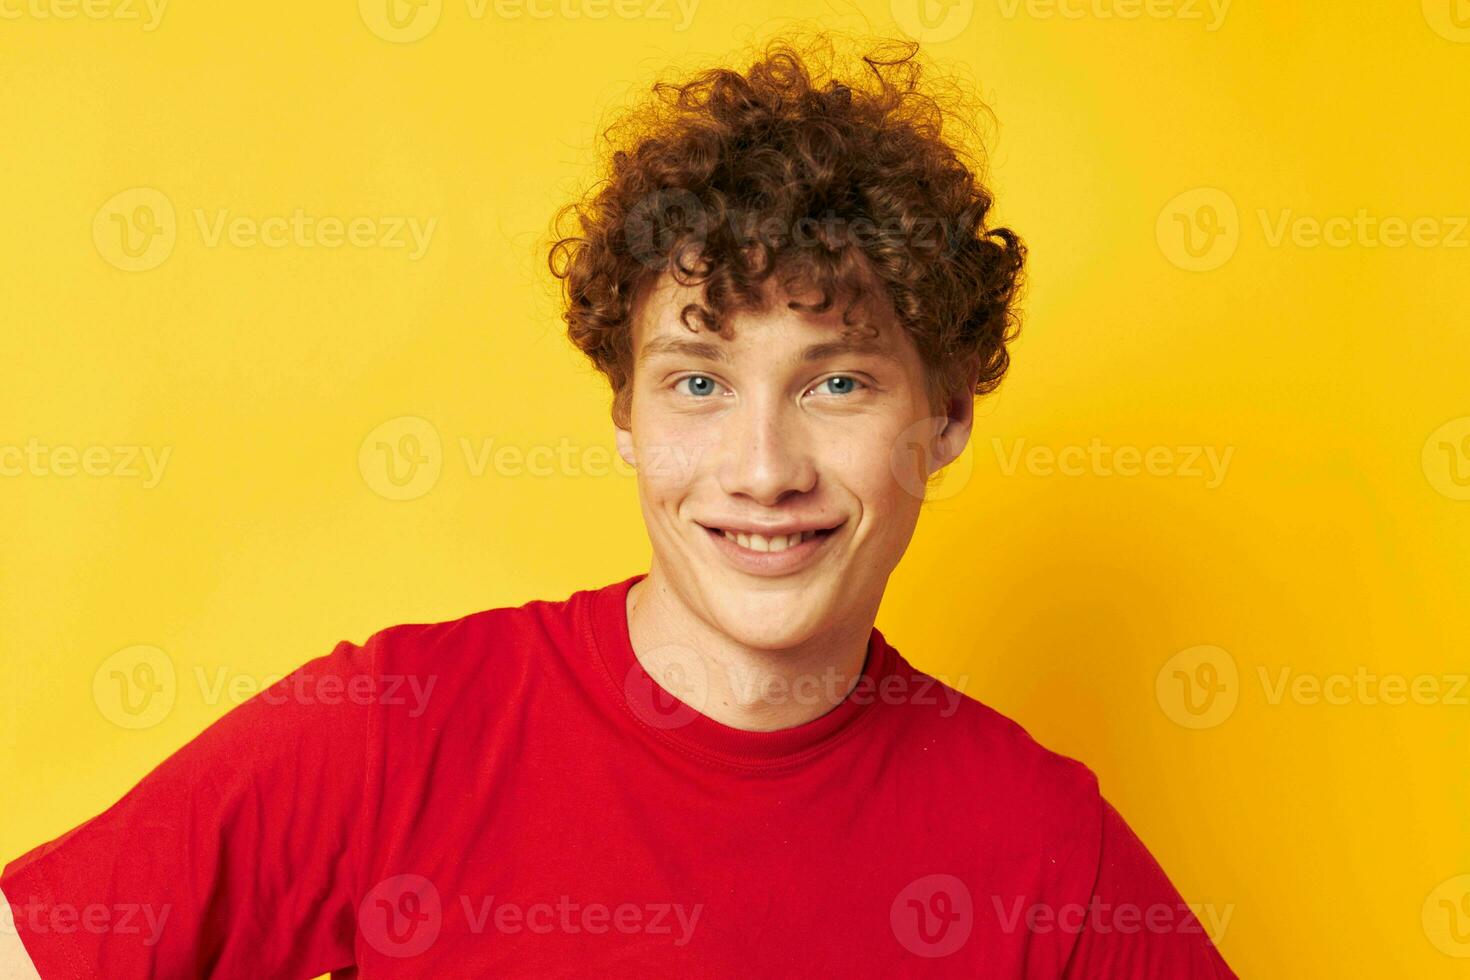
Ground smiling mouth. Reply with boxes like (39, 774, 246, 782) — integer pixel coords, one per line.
(696, 522, 845, 554)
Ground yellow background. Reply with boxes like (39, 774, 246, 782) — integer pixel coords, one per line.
(3, 1, 1468, 976)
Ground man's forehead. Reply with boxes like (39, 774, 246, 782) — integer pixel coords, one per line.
(632, 271, 901, 358)
(637, 330, 900, 367)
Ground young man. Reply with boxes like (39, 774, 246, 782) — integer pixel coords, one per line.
(1, 39, 1237, 978)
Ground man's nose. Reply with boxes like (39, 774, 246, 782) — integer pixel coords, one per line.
(715, 398, 818, 507)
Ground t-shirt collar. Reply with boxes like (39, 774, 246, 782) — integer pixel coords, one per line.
(585, 572, 895, 770)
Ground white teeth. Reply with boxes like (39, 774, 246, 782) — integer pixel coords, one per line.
(720, 529, 819, 552)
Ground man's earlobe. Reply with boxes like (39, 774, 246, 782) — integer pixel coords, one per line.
(615, 427, 637, 468)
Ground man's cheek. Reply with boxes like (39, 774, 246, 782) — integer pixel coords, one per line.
(866, 482, 923, 539)
(638, 419, 712, 484)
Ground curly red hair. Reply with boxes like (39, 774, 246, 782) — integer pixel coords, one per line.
(548, 35, 1026, 428)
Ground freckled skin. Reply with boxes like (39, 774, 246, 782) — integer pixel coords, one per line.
(616, 270, 978, 729)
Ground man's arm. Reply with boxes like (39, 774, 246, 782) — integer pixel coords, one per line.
(0, 635, 385, 977)
(0, 887, 43, 980)
(1061, 798, 1238, 978)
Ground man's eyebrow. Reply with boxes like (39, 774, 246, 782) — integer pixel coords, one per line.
(638, 337, 729, 364)
(638, 335, 898, 365)
(798, 337, 900, 363)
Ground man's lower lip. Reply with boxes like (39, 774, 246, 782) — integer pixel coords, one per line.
(700, 525, 840, 575)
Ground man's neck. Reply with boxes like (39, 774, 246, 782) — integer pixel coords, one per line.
(624, 567, 874, 732)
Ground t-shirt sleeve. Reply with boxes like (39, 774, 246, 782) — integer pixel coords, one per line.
(1061, 797, 1239, 979)
(1, 635, 386, 979)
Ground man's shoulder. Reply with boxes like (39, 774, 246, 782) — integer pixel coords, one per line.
(885, 652, 1104, 823)
(350, 576, 616, 676)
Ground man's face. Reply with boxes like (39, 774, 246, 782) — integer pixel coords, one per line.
(616, 270, 975, 652)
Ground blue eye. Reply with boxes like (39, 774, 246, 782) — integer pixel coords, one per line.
(672, 375, 865, 398)
(675, 375, 722, 397)
(813, 375, 864, 396)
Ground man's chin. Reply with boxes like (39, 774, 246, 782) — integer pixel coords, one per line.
(719, 624, 818, 654)
(702, 583, 836, 652)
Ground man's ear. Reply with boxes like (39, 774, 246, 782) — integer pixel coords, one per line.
(930, 358, 980, 473)
(615, 426, 636, 468)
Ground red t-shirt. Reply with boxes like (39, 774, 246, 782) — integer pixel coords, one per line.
(3, 573, 1238, 977)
